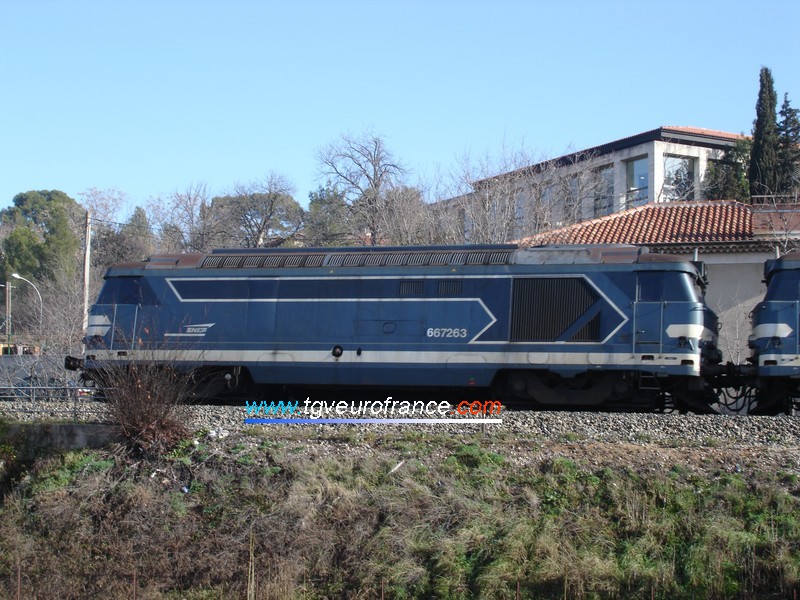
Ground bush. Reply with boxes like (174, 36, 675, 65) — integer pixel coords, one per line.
(96, 360, 190, 456)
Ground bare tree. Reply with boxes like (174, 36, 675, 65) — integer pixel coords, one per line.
(431, 145, 614, 244)
(78, 187, 127, 225)
(9, 252, 97, 355)
(86, 206, 157, 271)
(433, 145, 554, 244)
(416, 168, 466, 245)
(377, 186, 431, 246)
(712, 281, 756, 367)
(149, 183, 226, 253)
(751, 195, 800, 255)
(317, 131, 407, 245)
(76, 188, 143, 272)
(548, 151, 612, 224)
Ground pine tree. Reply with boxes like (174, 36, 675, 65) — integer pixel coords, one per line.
(777, 93, 800, 195)
(304, 184, 352, 246)
(748, 67, 780, 199)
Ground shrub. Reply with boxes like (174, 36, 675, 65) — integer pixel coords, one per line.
(96, 360, 190, 456)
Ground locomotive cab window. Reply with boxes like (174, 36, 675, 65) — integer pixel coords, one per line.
(96, 277, 158, 305)
(692, 276, 706, 299)
(637, 272, 699, 302)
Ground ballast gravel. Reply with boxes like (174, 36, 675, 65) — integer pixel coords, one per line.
(3, 396, 798, 447)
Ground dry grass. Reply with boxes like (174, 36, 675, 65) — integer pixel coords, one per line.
(0, 428, 799, 598)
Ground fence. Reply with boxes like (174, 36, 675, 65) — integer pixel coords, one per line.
(0, 384, 110, 422)
(0, 355, 110, 423)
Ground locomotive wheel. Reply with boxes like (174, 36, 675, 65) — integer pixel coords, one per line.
(749, 391, 791, 416)
(653, 393, 688, 414)
(746, 379, 798, 415)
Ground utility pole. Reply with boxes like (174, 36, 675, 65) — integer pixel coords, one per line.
(82, 210, 92, 352)
(4, 281, 9, 352)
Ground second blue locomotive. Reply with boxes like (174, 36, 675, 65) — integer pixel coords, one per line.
(748, 251, 800, 414)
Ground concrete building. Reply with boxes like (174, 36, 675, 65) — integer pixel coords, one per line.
(470, 126, 744, 239)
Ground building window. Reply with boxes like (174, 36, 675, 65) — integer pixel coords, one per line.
(543, 182, 574, 227)
(663, 155, 696, 201)
(626, 157, 648, 207)
(593, 165, 615, 217)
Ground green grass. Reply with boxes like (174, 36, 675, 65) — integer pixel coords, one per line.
(1, 431, 799, 599)
(30, 450, 114, 494)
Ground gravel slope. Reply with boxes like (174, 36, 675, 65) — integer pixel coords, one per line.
(2, 398, 799, 446)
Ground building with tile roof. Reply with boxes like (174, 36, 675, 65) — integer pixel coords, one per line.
(440, 126, 796, 359)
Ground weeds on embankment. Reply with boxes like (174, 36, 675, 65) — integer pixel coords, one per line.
(0, 426, 799, 599)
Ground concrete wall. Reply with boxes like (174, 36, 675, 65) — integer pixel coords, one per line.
(699, 253, 772, 364)
(0, 423, 119, 461)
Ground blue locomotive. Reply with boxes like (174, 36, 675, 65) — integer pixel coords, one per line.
(68, 244, 722, 411)
(748, 251, 800, 414)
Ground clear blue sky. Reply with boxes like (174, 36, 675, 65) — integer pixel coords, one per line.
(2, 0, 798, 216)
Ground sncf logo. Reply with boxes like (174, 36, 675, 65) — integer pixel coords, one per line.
(165, 323, 216, 337)
(184, 323, 215, 334)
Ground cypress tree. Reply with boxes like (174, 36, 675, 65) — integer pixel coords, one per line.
(748, 67, 780, 199)
(777, 93, 800, 195)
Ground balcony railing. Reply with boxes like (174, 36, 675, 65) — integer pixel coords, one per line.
(751, 194, 800, 205)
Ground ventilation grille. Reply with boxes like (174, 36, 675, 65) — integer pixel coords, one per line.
(201, 255, 225, 268)
(223, 256, 243, 268)
(438, 280, 463, 295)
(243, 256, 263, 268)
(510, 278, 600, 342)
(198, 249, 513, 269)
(399, 280, 425, 295)
(200, 254, 326, 268)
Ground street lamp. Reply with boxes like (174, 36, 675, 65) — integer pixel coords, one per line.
(11, 273, 43, 333)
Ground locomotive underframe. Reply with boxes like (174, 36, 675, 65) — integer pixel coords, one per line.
(496, 368, 715, 412)
(76, 356, 720, 414)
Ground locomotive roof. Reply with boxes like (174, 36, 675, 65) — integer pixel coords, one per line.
(111, 244, 694, 272)
(763, 251, 800, 281)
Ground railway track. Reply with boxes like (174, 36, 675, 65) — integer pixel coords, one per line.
(2, 392, 799, 448)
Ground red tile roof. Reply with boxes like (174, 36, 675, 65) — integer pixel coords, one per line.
(660, 126, 746, 142)
(518, 201, 753, 247)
